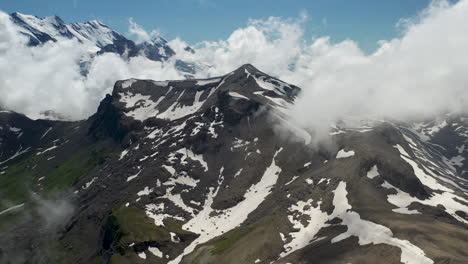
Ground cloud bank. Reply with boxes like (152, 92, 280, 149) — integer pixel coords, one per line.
(1, 0, 468, 135)
(172, 0, 468, 137)
(0, 12, 185, 120)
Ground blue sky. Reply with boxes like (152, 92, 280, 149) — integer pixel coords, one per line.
(1, 0, 433, 52)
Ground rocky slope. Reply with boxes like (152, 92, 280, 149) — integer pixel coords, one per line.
(0, 64, 467, 264)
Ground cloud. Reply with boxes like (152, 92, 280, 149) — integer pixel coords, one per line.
(128, 17, 160, 44)
(173, 15, 306, 78)
(0, 12, 185, 120)
(34, 194, 75, 229)
(171, 0, 468, 140)
(287, 0, 468, 138)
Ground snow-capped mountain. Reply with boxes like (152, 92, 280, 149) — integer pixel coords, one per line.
(9, 12, 195, 69)
(97, 35, 177, 63)
(0, 64, 467, 264)
(10, 12, 126, 49)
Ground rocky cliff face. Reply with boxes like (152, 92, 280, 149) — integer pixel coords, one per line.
(0, 64, 467, 264)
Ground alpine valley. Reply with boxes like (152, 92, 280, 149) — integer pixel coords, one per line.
(0, 13, 468, 264)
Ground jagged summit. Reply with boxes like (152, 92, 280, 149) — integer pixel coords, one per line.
(7, 11, 195, 72)
(88, 64, 300, 143)
(9, 12, 125, 48)
(111, 64, 299, 121)
(234, 63, 260, 72)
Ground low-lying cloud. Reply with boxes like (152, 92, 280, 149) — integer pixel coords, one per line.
(34, 194, 75, 229)
(287, 0, 468, 137)
(171, 0, 468, 137)
(1, 0, 468, 137)
(0, 12, 186, 120)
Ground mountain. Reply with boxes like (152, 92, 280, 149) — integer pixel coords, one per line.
(9, 12, 196, 72)
(0, 64, 467, 264)
(10, 12, 126, 49)
(96, 36, 176, 63)
(96, 35, 195, 73)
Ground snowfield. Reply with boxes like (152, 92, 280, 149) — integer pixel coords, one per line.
(168, 148, 283, 264)
(336, 149, 355, 159)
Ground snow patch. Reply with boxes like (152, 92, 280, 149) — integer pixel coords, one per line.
(196, 78, 221, 86)
(0, 146, 31, 165)
(122, 79, 137, 88)
(82, 177, 97, 190)
(285, 176, 299, 185)
(119, 149, 129, 160)
(169, 148, 283, 264)
(36, 145, 58, 156)
(317, 178, 330, 185)
(394, 144, 452, 192)
(137, 251, 146, 259)
(366, 165, 379, 179)
(156, 89, 207, 121)
(163, 173, 199, 188)
(228, 91, 249, 100)
(40, 127, 52, 139)
(170, 232, 180, 243)
(137, 186, 153, 196)
(382, 180, 468, 223)
(175, 148, 208, 172)
(148, 247, 163, 258)
(280, 199, 329, 258)
(233, 168, 243, 178)
(331, 182, 433, 264)
(126, 169, 142, 182)
(336, 149, 355, 159)
(0, 203, 25, 216)
(163, 165, 176, 175)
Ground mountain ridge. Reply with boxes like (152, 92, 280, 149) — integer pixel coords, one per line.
(0, 64, 467, 264)
(8, 11, 197, 79)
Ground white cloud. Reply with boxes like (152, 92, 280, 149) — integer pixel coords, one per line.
(172, 0, 468, 139)
(169, 15, 305, 79)
(288, 0, 468, 137)
(128, 18, 160, 44)
(0, 12, 185, 120)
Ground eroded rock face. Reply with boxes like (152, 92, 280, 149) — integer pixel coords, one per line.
(1, 64, 468, 264)
(0, 111, 53, 162)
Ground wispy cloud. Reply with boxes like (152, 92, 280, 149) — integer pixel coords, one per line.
(128, 18, 161, 44)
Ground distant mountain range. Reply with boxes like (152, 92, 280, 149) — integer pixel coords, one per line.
(9, 12, 197, 75)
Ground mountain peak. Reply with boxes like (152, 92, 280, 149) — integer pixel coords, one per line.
(234, 63, 260, 74)
(152, 35, 168, 44)
(86, 19, 106, 28)
(87, 65, 300, 143)
(8, 11, 195, 75)
(9, 12, 122, 48)
(10, 12, 64, 25)
(10, 11, 32, 18)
